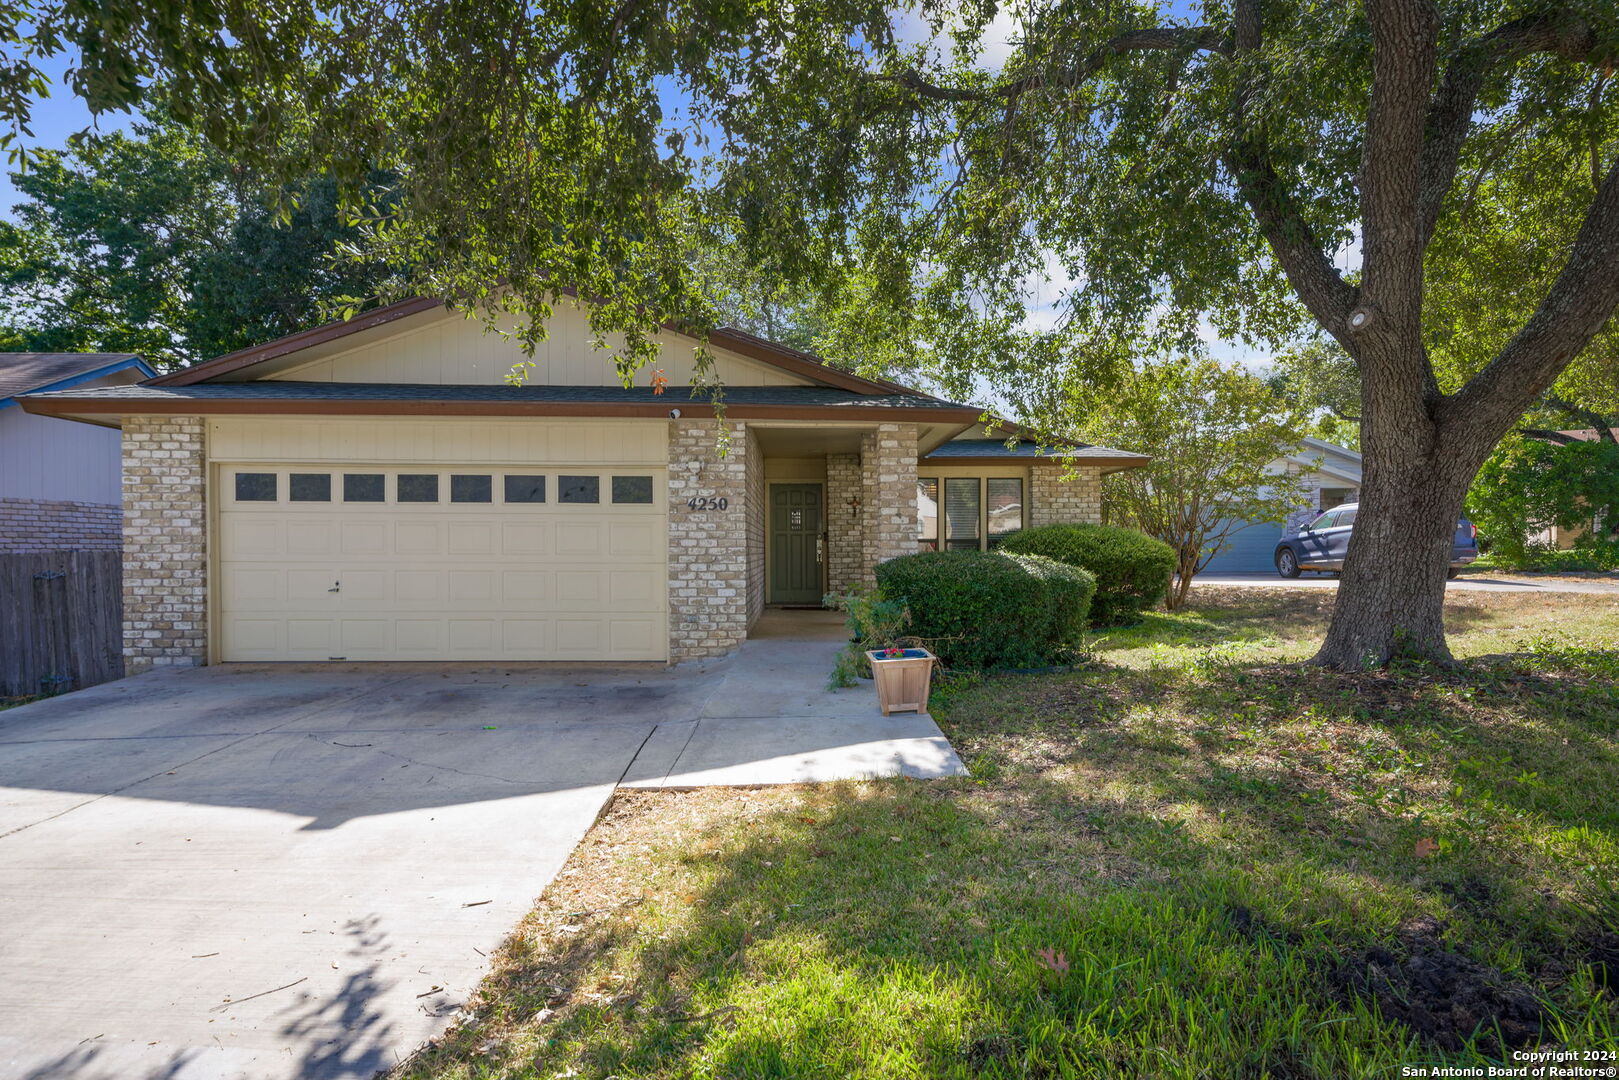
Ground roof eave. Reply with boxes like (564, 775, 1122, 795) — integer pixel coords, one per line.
(0, 355, 156, 409)
(18, 395, 984, 426)
(919, 452, 1152, 470)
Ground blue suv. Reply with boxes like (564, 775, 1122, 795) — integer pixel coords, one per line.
(1274, 502, 1480, 579)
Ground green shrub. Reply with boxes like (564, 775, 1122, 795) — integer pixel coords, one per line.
(873, 549, 1095, 669)
(1473, 542, 1619, 574)
(824, 587, 911, 688)
(998, 524, 1176, 624)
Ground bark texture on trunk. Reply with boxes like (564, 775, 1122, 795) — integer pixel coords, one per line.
(1168, 552, 1197, 611)
(1312, 360, 1497, 669)
(1314, 446, 1464, 668)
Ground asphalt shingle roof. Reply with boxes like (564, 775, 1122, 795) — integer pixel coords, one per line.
(23, 381, 977, 411)
(923, 438, 1148, 461)
(0, 352, 142, 400)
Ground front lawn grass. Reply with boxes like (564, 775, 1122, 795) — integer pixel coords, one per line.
(395, 589, 1619, 1079)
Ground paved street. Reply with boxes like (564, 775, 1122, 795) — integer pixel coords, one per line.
(1194, 571, 1619, 594)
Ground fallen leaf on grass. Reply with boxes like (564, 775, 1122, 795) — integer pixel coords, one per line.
(1035, 948, 1070, 974)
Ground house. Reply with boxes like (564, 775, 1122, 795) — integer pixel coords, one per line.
(0, 352, 156, 553)
(1526, 428, 1616, 550)
(1200, 437, 1362, 573)
(20, 299, 1148, 671)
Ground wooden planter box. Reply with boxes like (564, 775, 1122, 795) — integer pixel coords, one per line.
(865, 647, 937, 716)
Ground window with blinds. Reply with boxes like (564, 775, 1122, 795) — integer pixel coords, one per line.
(917, 478, 939, 550)
(944, 478, 981, 549)
(986, 478, 1024, 546)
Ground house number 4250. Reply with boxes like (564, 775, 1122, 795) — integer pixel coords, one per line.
(687, 496, 730, 512)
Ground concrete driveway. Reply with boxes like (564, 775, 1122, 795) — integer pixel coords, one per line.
(1194, 571, 1619, 594)
(0, 614, 962, 1079)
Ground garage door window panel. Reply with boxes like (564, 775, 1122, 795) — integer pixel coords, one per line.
(451, 474, 493, 503)
(611, 475, 654, 504)
(504, 475, 546, 503)
(398, 474, 440, 503)
(560, 475, 600, 504)
(290, 473, 332, 502)
(235, 472, 278, 502)
(344, 473, 385, 502)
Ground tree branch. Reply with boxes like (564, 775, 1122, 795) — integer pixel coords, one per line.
(1417, 10, 1604, 247)
(1517, 427, 1584, 445)
(1223, 0, 1357, 335)
(882, 26, 1229, 106)
(1444, 153, 1619, 440)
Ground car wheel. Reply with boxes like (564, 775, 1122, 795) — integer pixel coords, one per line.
(1276, 548, 1301, 578)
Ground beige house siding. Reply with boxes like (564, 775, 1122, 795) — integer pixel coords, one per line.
(264, 302, 811, 389)
(123, 416, 208, 672)
(667, 419, 750, 661)
(206, 416, 667, 466)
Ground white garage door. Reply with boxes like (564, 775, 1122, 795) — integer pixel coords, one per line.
(216, 465, 667, 661)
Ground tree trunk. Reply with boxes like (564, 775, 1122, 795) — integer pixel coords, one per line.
(1167, 552, 1197, 611)
(1312, 384, 1493, 669)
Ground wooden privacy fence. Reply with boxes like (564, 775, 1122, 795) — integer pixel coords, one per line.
(0, 550, 123, 699)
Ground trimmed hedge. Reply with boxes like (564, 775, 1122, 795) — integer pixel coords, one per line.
(998, 524, 1175, 625)
(873, 549, 1095, 669)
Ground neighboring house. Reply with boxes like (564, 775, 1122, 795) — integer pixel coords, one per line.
(1200, 436, 1362, 573)
(1527, 428, 1616, 550)
(0, 352, 157, 554)
(22, 299, 1147, 671)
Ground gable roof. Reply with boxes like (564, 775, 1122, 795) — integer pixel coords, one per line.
(143, 295, 903, 397)
(1284, 437, 1362, 485)
(0, 352, 154, 406)
(21, 380, 983, 423)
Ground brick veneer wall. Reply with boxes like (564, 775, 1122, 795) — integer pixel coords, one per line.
(825, 452, 863, 594)
(123, 416, 208, 672)
(1030, 462, 1104, 525)
(861, 424, 918, 579)
(668, 419, 750, 661)
(744, 425, 766, 628)
(0, 497, 122, 553)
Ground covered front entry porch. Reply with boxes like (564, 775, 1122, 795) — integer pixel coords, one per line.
(746, 421, 927, 612)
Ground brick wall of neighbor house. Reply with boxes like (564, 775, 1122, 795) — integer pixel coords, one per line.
(0, 497, 122, 553)
(122, 416, 208, 672)
(668, 419, 750, 661)
(825, 452, 864, 594)
(1029, 462, 1104, 526)
(860, 424, 919, 582)
(744, 425, 766, 629)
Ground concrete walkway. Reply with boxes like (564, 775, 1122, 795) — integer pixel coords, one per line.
(1194, 571, 1619, 594)
(0, 614, 962, 1080)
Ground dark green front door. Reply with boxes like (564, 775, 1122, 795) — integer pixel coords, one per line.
(769, 484, 823, 604)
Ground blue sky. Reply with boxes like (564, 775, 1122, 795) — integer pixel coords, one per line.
(0, 52, 134, 216)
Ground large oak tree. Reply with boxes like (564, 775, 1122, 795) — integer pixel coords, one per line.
(5, 0, 1617, 667)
